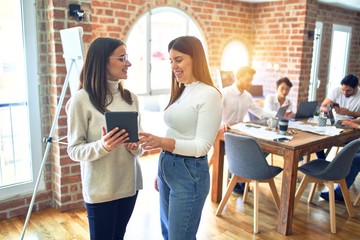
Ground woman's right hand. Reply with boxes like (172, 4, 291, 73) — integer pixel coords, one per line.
(219, 123, 230, 133)
(101, 126, 129, 151)
(154, 176, 159, 192)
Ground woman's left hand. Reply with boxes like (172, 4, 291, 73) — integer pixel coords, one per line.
(138, 132, 162, 150)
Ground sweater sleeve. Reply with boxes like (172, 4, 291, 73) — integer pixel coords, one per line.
(248, 97, 275, 118)
(66, 92, 109, 162)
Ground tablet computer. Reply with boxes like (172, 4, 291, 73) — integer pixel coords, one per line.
(275, 105, 290, 118)
(104, 111, 139, 142)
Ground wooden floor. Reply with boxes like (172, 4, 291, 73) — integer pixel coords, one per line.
(1, 151, 360, 240)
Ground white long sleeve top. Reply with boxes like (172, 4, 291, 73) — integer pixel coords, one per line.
(264, 93, 293, 115)
(66, 80, 143, 204)
(221, 83, 272, 125)
(328, 87, 360, 119)
(164, 81, 222, 158)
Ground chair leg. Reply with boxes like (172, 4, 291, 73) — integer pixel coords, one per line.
(303, 153, 310, 164)
(295, 175, 310, 207)
(268, 179, 280, 212)
(335, 146, 341, 155)
(243, 182, 250, 203)
(324, 148, 331, 158)
(338, 179, 355, 217)
(215, 175, 239, 216)
(307, 183, 317, 203)
(327, 182, 336, 233)
(354, 192, 360, 207)
(253, 181, 259, 233)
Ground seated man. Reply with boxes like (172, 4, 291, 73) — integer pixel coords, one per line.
(320, 117, 360, 202)
(316, 74, 360, 159)
(220, 66, 272, 194)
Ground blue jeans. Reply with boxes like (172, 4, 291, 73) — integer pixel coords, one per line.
(336, 150, 360, 195)
(86, 192, 138, 240)
(158, 151, 210, 240)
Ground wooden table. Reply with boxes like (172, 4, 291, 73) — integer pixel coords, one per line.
(209, 125, 360, 235)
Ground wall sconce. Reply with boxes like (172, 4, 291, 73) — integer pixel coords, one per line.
(69, 4, 84, 22)
(273, 63, 280, 72)
(266, 63, 280, 72)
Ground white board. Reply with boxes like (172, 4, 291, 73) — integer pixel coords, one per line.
(60, 27, 84, 96)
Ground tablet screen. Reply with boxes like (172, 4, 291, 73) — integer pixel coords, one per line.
(105, 111, 139, 142)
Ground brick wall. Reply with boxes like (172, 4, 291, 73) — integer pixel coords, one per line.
(1, 0, 359, 221)
(252, 1, 309, 107)
(44, 0, 93, 213)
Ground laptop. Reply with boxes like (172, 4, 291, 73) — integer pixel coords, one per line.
(291, 101, 318, 120)
(328, 107, 351, 129)
(250, 105, 289, 126)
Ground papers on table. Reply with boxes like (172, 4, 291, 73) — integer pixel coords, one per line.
(288, 120, 342, 136)
(231, 120, 343, 140)
(231, 123, 293, 141)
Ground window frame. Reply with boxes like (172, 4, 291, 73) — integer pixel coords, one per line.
(0, 0, 44, 200)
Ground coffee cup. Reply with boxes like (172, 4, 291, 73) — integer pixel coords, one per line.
(318, 116, 327, 127)
(278, 119, 289, 135)
(267, 117, 279, 130)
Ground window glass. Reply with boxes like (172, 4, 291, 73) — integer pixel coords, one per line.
(0, 0, 42, 198)
(126, 7, 204, 95)
(327, 24, 351, 93)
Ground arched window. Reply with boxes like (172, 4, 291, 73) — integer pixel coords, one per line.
(220, 41, 249, 72)
(216, 41, 249, 89)
(125, 7, 205, 96)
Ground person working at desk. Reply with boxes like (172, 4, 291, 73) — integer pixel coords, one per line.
(319, 74, 360, 119)
(220, 66, 272, 194)
(316, 74, 360, 159)
(264, 77, 294, 117)
(319, 117, 360, 202)
(221, 66, 272, 130)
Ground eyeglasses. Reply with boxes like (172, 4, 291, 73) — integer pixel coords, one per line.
(109, 54, 128, 63)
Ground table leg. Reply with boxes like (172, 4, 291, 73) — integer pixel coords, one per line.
(210, 132, 225, 203)
(277, 149, 300, 235)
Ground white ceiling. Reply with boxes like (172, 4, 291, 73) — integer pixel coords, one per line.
(317, 0, 360, 11)
(234, 0, 360, 12)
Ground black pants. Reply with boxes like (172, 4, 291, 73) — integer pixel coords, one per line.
(86, 192, 138, 240)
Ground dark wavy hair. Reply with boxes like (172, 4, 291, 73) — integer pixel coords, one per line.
(79, 37, 132, 113)
(341, 74, 359, 88)
(165, 36, 220, 109)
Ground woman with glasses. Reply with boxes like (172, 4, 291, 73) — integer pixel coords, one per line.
(66, 37, 143, 240)
(138, 36, 222, 240)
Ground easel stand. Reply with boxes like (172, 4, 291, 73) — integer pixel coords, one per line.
(20, 58, 78, 240)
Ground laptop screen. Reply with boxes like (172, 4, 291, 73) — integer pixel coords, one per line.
(294, 101, 318, 119)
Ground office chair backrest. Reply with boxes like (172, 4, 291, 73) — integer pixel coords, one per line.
(224, 132, 274, 181)
(317, 139, 360, 181)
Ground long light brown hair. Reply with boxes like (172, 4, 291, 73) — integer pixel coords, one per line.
(165, 36, 220, 109)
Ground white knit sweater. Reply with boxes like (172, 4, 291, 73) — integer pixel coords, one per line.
(165, 81, 223, 157)
(66, 80, 143, 204)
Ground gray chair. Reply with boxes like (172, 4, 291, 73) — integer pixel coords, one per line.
(295, 139, 360, 233)
(215, 133, 283, 233)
